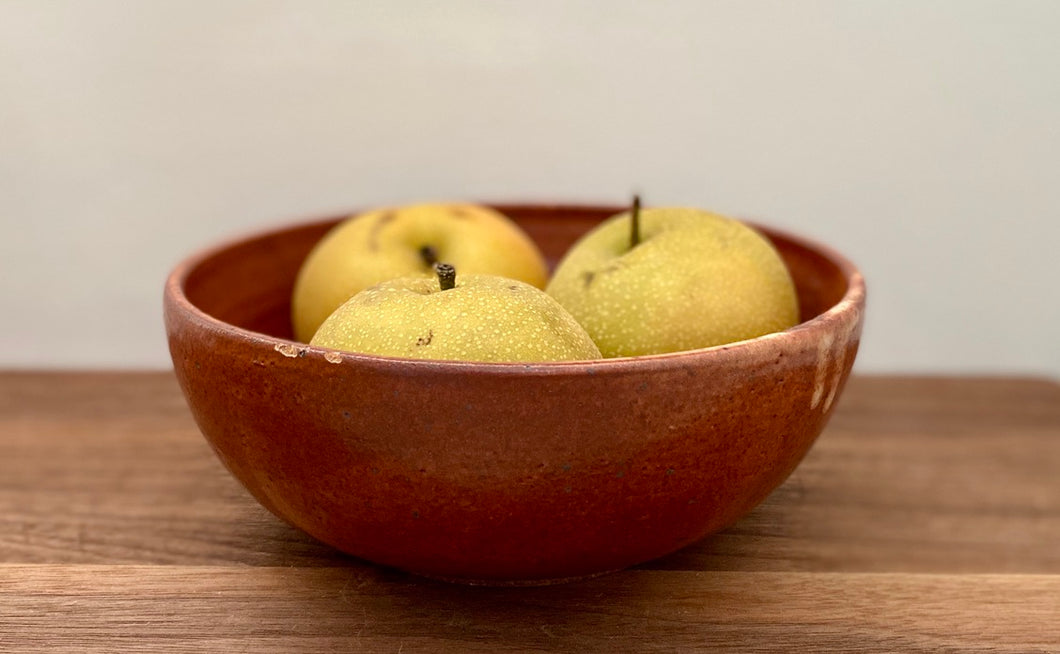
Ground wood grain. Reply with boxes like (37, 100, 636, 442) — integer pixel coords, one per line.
(1, 372, 1058, 652)
(2, 565, 1057, 653)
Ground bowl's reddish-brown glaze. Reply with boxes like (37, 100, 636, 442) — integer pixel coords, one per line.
(163, 204, 865, 585)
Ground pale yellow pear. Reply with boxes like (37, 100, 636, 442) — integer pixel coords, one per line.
(546, 204, 799, 358)
(292, 203, 548, 342)
(311, 266, 601, 363)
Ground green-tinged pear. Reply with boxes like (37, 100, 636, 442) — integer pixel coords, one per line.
(546, 197, 799, 357)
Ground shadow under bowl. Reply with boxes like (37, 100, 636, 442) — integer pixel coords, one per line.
(163, 204, 865, 585)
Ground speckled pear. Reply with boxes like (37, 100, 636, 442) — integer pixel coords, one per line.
(292, 203, 549, 342)
(546, 200, 799, 358)
(311, 266, 602, 363)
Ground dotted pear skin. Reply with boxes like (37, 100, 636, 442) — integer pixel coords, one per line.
(312, 274, 602, 363)
(546, 208, 799, 358)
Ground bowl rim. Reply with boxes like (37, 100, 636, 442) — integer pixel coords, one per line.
(164, 203, 865, 375)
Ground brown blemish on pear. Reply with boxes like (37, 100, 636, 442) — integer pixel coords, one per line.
(367, 212, 396, 251)
(582, 196, 641, 291)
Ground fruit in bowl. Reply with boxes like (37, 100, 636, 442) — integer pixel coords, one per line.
(163, 204, 864, 585)
(291, 202, 549, 343)
(547, 197, 800, 357)
(311, 264, 601, 363)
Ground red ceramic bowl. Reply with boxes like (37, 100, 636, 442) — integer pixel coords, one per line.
(164, 204, 865, 585)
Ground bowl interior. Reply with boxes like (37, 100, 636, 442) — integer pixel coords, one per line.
(181, 205, 850, 343)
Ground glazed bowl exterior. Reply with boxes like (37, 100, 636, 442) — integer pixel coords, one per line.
(163, 204, 865, 585)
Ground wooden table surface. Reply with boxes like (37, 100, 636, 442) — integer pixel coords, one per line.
(1, 372, 1057, 653)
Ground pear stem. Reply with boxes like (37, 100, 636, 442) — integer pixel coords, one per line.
(434, 263, 456, 291)
(419, 245, 439, 267)
(630, 194, 642, 249)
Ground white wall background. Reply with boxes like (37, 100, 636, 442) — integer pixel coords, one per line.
(1, 1, 1058, 376)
